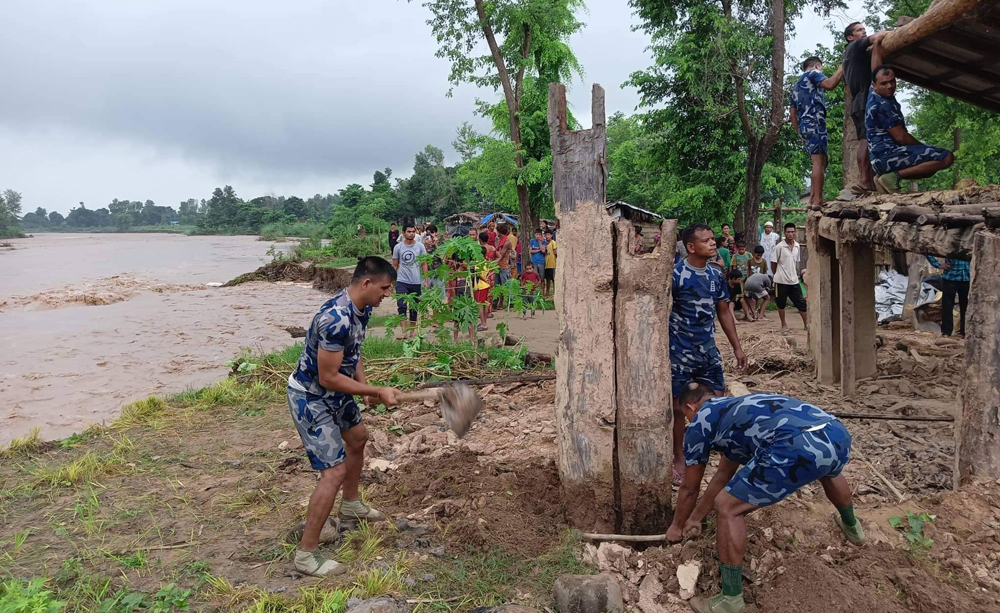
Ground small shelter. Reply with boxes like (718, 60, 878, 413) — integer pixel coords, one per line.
(442, 212, 481, 238)
(478, 212, 519, 226)
(606, 201, 664, 250)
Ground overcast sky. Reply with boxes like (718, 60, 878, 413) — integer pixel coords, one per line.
(1, 0, 868, 215)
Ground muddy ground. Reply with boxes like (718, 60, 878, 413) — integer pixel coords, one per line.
(1, 313, 999, 611)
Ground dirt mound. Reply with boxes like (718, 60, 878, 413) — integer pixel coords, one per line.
(312, 265, 354, 292)
(0, 274, 199, 311)
(373, 448, 565, 557)
(223, 260, 315, 286)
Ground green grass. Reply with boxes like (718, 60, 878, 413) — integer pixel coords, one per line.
(0, 578, 66, 612)
(113, 397, 166, 430)
(4, 427, 44, 457)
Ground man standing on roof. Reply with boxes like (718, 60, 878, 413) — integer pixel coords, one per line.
(842, 21, 889, 194)
(790, 56, 844, 209)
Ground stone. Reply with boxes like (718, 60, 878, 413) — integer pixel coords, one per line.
(369, 459, 398, 472)
(676, 561, 701, 600)
(596, 542, 630, 574)
(428, 546, 446, 558)
(820, 554, 835, 565)
(278, 441, 289, 450)
(636, 572, 666, 613)
(553, 574, 624, 613)
(345, 597, 400, 613)
(421, 574, 435, 582)
(403, 577, 416, 588)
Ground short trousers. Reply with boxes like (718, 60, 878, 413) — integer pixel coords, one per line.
(516, 260, 522, 274)
(396, 281, 422, 322)
(287, 387, 363, 471)
(732, 295, 744, 310)
(851, 107, 865, 141)
(746, 288, 768, 300)
(521, 291, 537, 315)
(776, 282, 806, 312)
(544, 267, 555, 281)
(474, 288, 490, 304)
(725, 420, 852, 507)
(671, 351, 725, 398)
(497, 268, 511, 285)
(800, 129, 828, 155)
(871, 144, 951, 176)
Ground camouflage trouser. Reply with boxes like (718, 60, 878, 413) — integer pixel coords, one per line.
(287, 387, 363, 471)
(870, 144, 950, 176)
(725, 420, 852, 507)
(799, 127, 828, 155)
(671, 347, 725, 398)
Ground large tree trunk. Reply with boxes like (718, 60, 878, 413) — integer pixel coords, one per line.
(517, 182, 532, 270)
(740, 144, 766, 251)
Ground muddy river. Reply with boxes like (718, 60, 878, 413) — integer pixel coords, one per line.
(0, 233, 328, 445)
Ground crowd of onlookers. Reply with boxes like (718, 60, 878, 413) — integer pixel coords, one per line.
(386, 219, 557, 338)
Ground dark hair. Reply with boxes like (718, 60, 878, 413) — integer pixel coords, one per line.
(728, 269, 743, 280)
(478, 231, 489, 243)
(545, 229, 554, 236)
(426, 224, 438, 233)
(403, 223, 416, 232)
(722, 223, 731, 230)
(498, 225, 510, 235)
(716, 236, 727, 246)
(681, 223, 713, 247)
(802, 56, 822, 71)
(784, 222, 796, 231)
(352, 256, 397, 283)
(736, 241, 746, 247)
(390, 222, 397, 226)
(635, 227, 643, 236)
(535, 228, 543, 235)
(679, 381, 714, 406)
(753, 245, 765, 255)
(844, 21, 862, 41)
(872, 64, 895, 83)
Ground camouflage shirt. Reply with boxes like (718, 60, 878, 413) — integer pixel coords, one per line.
(288, 288, 371, 400)
(669, 259, 730, 365)
(790, 70, 828, 134)
(684, 393, 838, 466)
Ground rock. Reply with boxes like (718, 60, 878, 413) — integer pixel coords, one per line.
(596, 542, 630, 574)
(676, 561, 701, 600)
(369, 459, 398, 472)
(580, 543, 599, 567)
(285, 326, 307, 338)
(553, 574, 624, 613)
(428, 546, 446, 558)
(820, 554, 835, 565)
(278, 441, 289, 450)
(763, 527, 774, 542)
(345, 597, 400, 613)
(421, 573, 435, 582)
(636, 572, 666, 613)
(403, 577, 416, 588)
(866, 521, 892, 546)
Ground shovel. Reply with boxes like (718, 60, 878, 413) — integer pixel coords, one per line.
(395, 384, 483, 438)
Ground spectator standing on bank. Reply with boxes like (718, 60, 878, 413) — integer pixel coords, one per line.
(759, 221, 780, 276)
(391, 224, 428, 339)
(772, 222, 807, 333)
(926, 255, 970, 337)
(544, 229, 557, 297)
(530, 229, 547, 284)
(388, 223, 399, 253)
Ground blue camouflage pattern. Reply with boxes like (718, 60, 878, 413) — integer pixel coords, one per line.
(684, 393, 851, 506)
(791, 70, 829, 155)
(866, 88, 950, 175)
(287, 288, 370, 471)
(287, 387, 362, 470)
(290, 288, 371, 399)
(670, 260, 730, 396)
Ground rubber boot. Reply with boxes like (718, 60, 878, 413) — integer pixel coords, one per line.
(689, 593, 745, 613)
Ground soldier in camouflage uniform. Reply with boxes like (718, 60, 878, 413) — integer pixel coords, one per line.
(287, 257, 402, 577)
(667, 384, 865, 613)
(865, 41, 953, 193)
(670, 224, 747, 486)
(789, 56, 843, 209)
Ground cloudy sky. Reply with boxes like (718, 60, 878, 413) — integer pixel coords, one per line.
(1, 0, 867, 214)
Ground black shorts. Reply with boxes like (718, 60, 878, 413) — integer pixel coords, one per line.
(851, 107, 866, 141)
(775, 282, 807, 312)
(396, 281, 422, 321)
(544, 268, 555, 281)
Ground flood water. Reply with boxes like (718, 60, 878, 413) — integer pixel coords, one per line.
(0, 233, 327, 445)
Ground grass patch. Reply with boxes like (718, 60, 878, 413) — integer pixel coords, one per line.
(352, 566, 405, 599)
(0, 578, 66, 612)
(174, 378, 282, 412)
(3, 427, 44, 457)
(335, 521, 386, 565)
(113, 397, 166, 430)
(33, 451, 111, 488)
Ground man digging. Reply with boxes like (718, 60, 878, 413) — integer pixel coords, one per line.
(667, 384, 866, 613)
(287, 257, 403, 576)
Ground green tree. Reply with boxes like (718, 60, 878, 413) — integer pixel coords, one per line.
(0, 189, 25, 238)
(630, 0, 840, 246)
(418, 0, 584, 267)
(48, 211, 65, 226)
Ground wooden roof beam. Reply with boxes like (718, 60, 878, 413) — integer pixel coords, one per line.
(892, 68, 1000, 113)
(882, 0, 992, 56)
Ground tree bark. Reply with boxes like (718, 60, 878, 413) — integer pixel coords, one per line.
(613, 218, 677, 534)
(549, 83, 617, 531)
(957, 230, 1000, 485)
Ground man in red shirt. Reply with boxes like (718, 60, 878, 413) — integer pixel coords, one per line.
(519, 263, 542, 318)
(486, 220, 498, 247)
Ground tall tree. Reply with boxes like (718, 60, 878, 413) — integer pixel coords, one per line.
(631, 0, 840, 246)
(0, 189, 24, 237)
(419, 0, 583, 266)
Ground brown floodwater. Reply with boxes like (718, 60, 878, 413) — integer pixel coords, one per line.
(0, 233, 328, 445)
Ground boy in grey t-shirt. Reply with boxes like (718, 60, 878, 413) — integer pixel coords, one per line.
(743, 273, 772, 321)
(391, 224, 428, 338)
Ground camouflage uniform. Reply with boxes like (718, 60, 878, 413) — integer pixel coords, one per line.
(866, 88, 950, 176)
(790, 69, 829, 155)
(670, 260, 730, 397)
(287, 289, 370, 471)
(684, 393, 852, 506)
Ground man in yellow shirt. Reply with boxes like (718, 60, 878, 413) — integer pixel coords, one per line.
(543, 229, 556, 297)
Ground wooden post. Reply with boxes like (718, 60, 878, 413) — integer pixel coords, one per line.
(773, 199, 783, 230)
(838, 238, 857, 398)
(550, 83, 617, 531)
(807, 214, 840, 384)
(957, 230, 1000, 485)
(613, 218, 676, 534)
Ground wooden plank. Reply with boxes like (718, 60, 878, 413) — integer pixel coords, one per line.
(891, 67, 1000, 113)
(838, 238, 857, 398)
(957, 231, 1000, 485)
(613, 218, 676, 534)
(549, 82, 617, 532)
(882, 0, 991, 56)
(832, 217, 976, 259)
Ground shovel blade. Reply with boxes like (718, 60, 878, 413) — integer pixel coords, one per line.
(439, 384, 483, 438)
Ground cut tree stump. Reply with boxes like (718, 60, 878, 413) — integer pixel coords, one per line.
(613, 218, 677, 534)
(550, 82, 618, 531)
(957, 230, 1000, 485)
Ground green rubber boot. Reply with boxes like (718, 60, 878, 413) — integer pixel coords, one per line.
(835, 513, 866, 545)
(689, 593, 745, 613)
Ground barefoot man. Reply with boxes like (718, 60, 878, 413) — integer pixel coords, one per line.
(287, 257, 403, 576)
(667, 384, 865, 613)
(671, 224, 747, 485)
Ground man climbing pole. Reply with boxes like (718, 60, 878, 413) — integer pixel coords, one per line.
(666, 385, 865, 613)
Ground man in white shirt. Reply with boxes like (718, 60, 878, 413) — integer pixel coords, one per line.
(771, 222, 807, 333)
(759, 221, 780, 276)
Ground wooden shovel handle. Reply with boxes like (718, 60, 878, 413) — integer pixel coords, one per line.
(395, 389, 441, 404)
